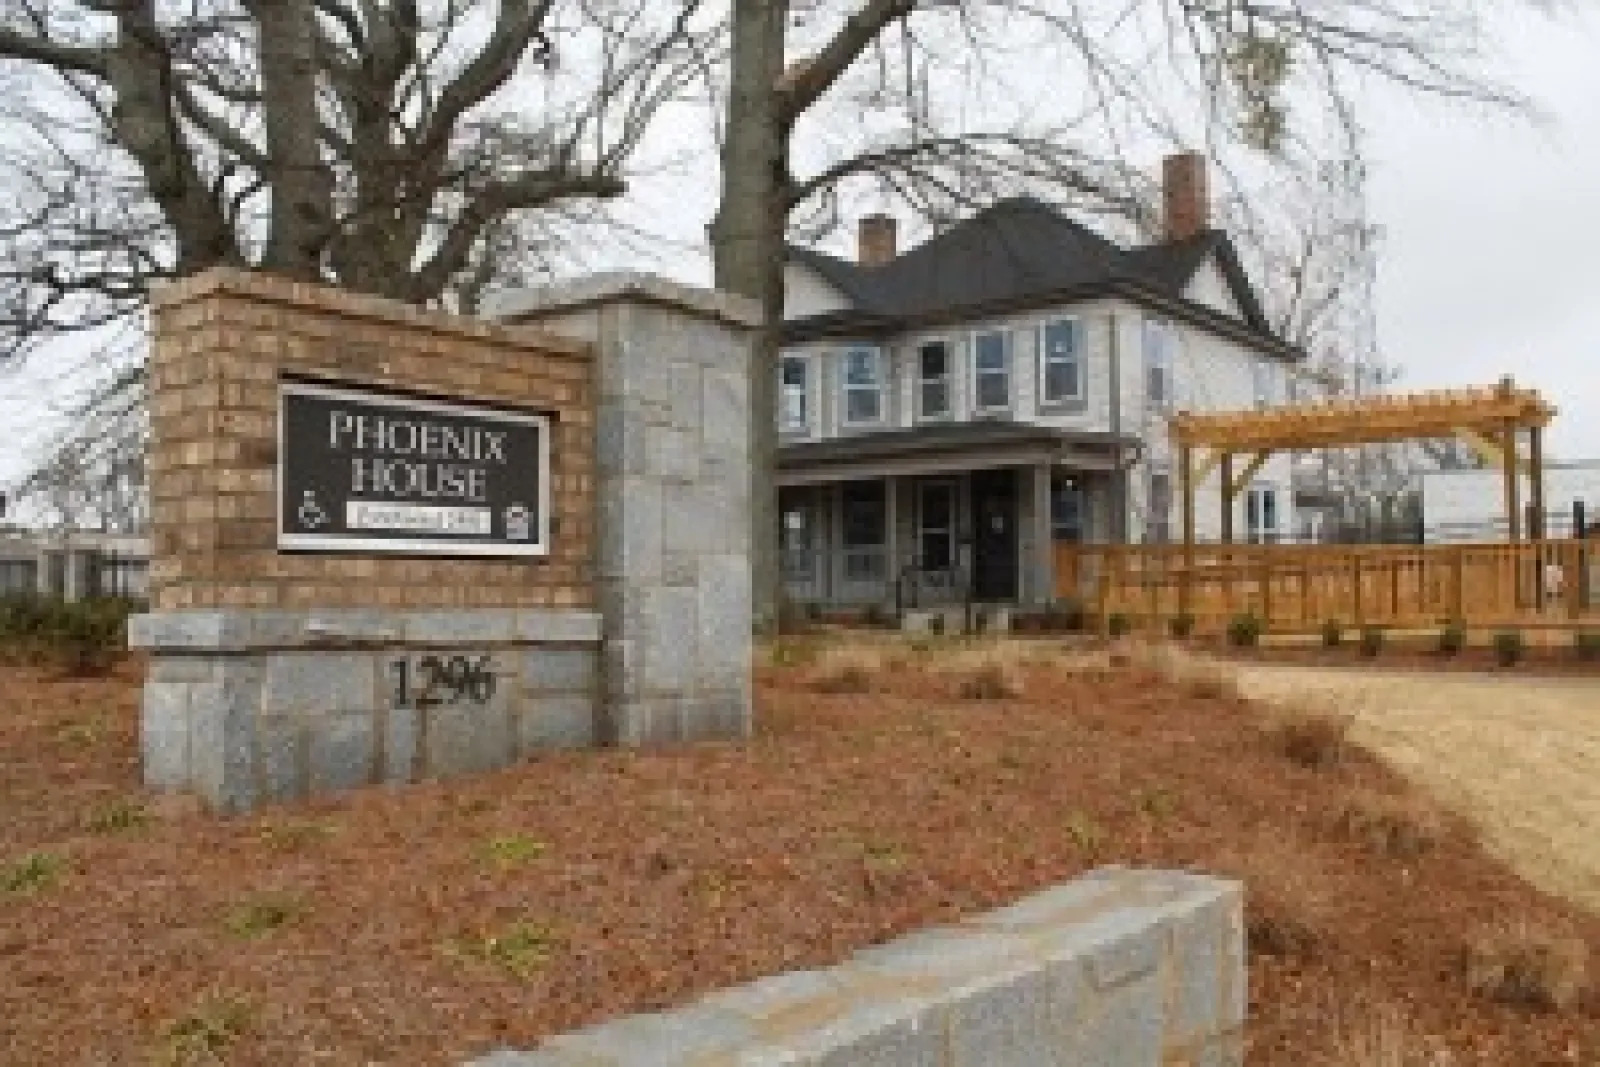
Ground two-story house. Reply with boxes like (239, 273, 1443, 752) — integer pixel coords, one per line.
(777, 152, 1304, 614)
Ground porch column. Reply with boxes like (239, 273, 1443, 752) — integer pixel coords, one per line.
(1219, 453, 1235, 544)
(884, 475, 900, 609)
(1032, 463, 1054, 605)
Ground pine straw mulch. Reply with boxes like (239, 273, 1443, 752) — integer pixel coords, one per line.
(2, 645, 1598, 1065)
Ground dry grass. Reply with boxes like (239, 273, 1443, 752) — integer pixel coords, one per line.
(956, 659, 1024, 700)
(1108, 639, 1243, 701)
(1218, 833, 1335, 960)
(805, 648, 881, 694)
(1464, 920, 1590, 1011)
(1333, 789, 1449, 859)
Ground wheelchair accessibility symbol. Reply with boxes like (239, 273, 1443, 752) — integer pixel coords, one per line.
(298, 490, 330, 530)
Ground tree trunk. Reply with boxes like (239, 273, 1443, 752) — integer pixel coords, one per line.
(253, 0, 334, 280)
(710, 0, 788, 636)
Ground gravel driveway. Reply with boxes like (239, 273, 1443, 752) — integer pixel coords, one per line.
(1233, 663, 1600, 913)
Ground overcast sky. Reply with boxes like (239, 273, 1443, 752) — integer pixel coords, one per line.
(1, 4, 1598, 492)
(1363, 5, 1600, 459)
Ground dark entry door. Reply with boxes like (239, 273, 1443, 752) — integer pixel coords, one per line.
(970, 468, 1018, 601)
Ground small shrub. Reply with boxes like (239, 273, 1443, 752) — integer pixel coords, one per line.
(1063, 809, 1104, 854)
(1359, 625, 1385, 658)
(1168, 613, 1196, 639)
(1333, 790, 1446, 859)
(1227, 613, 1264, 648)
(158, 994, 254, 1066)
(1106, 612, 1132, 638)
(1575, 629, 1600, 662)
(957, 660, 1023, 700)
(1, 850, 63, 894)
(1181, 660, 1240, 701)
(479, 834, 547, 871)
(223, 896, 301, 939)
(1493, 629, 1526, 667)
(1465, 921, 1589, 1011)
(862, 602, 888, 628)
(927, 613, 946, 637)
(776, 598, 813, 635)
(83, 799, 150, 834)
(1268, 708, 1353, 770)
(1321, 619, 1344, 649)
(1436, 620, 1466, 656)
(444, 921, 555, 980)
(254, 818, 338, 851)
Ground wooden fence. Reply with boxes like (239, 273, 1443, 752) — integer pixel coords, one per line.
(1055, 540, 1600, 634)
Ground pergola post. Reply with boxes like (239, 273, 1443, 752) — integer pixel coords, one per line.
(1528, 424, 1546, 541)
(1219, 452, 1234, 544)
(1502, 420, 1521, 542)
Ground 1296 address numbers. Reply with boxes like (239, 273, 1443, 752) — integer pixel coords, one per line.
(389, 654, 497, 709)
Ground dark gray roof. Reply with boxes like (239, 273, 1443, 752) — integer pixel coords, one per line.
(777, 420, 1137, 469)
(785, 198, 1290, 358)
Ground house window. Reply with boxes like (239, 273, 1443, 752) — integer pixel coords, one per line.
(842, 347, 884, 425)
(779, 355, 809, 433)
(1245, 486, 1280, 544)
(1147, 468, 1172, 543)
(780, 497, 815, 581)
(917, 481, 956, 571)
(917, 341, 952, 419)
(1040, 318, 1084, 405)
(973, 330, 1010, 411)
(1143, 319, 1176, 411)
(1050, 475, 1084, 542)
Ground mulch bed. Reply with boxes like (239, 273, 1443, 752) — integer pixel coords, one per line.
(3, 653, 1598, 1064)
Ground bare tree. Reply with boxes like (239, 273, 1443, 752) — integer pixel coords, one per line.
(0, 0, 718, 352)
(709, 0, 1545, 629)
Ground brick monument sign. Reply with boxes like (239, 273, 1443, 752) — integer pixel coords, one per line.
(131, 269, 757, 812)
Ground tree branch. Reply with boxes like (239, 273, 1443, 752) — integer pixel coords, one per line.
(0, 26, 109, 78)
(774, 0, 916, 128)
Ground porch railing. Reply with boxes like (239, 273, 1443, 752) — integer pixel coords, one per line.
(1056, 539, 1600, 634)
(781, 549, 971, 610)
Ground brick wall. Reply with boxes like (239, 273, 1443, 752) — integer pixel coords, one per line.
(147, 268, 595, 611)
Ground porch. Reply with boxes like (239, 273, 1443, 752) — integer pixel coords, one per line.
(777, 423, 1138, 613)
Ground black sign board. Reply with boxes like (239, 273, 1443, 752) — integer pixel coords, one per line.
(277, 379, 549, 557)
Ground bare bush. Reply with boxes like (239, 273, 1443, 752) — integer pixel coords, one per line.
(1218, 834, 1334, 959)
(1465, 921, 1589, 1011)
(1333, 790, 1448, 859)
(956, 660, 1024, 701)
(806, 650, 882, 695)
(1267, 706, 1354, 770)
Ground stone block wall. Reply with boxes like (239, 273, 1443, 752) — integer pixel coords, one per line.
(494, 274, 762, 747)
(467, 866, 1245, 1066)
(146, 269, 594, 611)
(133, 609, 600, 812)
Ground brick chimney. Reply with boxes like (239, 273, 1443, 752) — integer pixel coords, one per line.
(858, 214, 898, 267)
(1162, 152, 1210, 242)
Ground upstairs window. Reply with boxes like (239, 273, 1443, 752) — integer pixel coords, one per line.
(917, 341, 952, 419)
(1143, 319, 1177, 411)
(779, 355, 809, 433)
(973, 330, 1011, 412)
(841, 347, 884, 425)
(1040, 318, 1084, 405)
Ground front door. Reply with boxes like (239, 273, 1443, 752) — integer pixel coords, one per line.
(970, 468, 1018, 601)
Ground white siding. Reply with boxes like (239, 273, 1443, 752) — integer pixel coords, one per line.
(1422, 462, 1600, 542)
(783, 262, 853, 319)
(779, 289, 1300, 545)
(1181, 255, 1244, 319)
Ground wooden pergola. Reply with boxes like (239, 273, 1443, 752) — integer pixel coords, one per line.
(1168, 376, 1559, 546)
